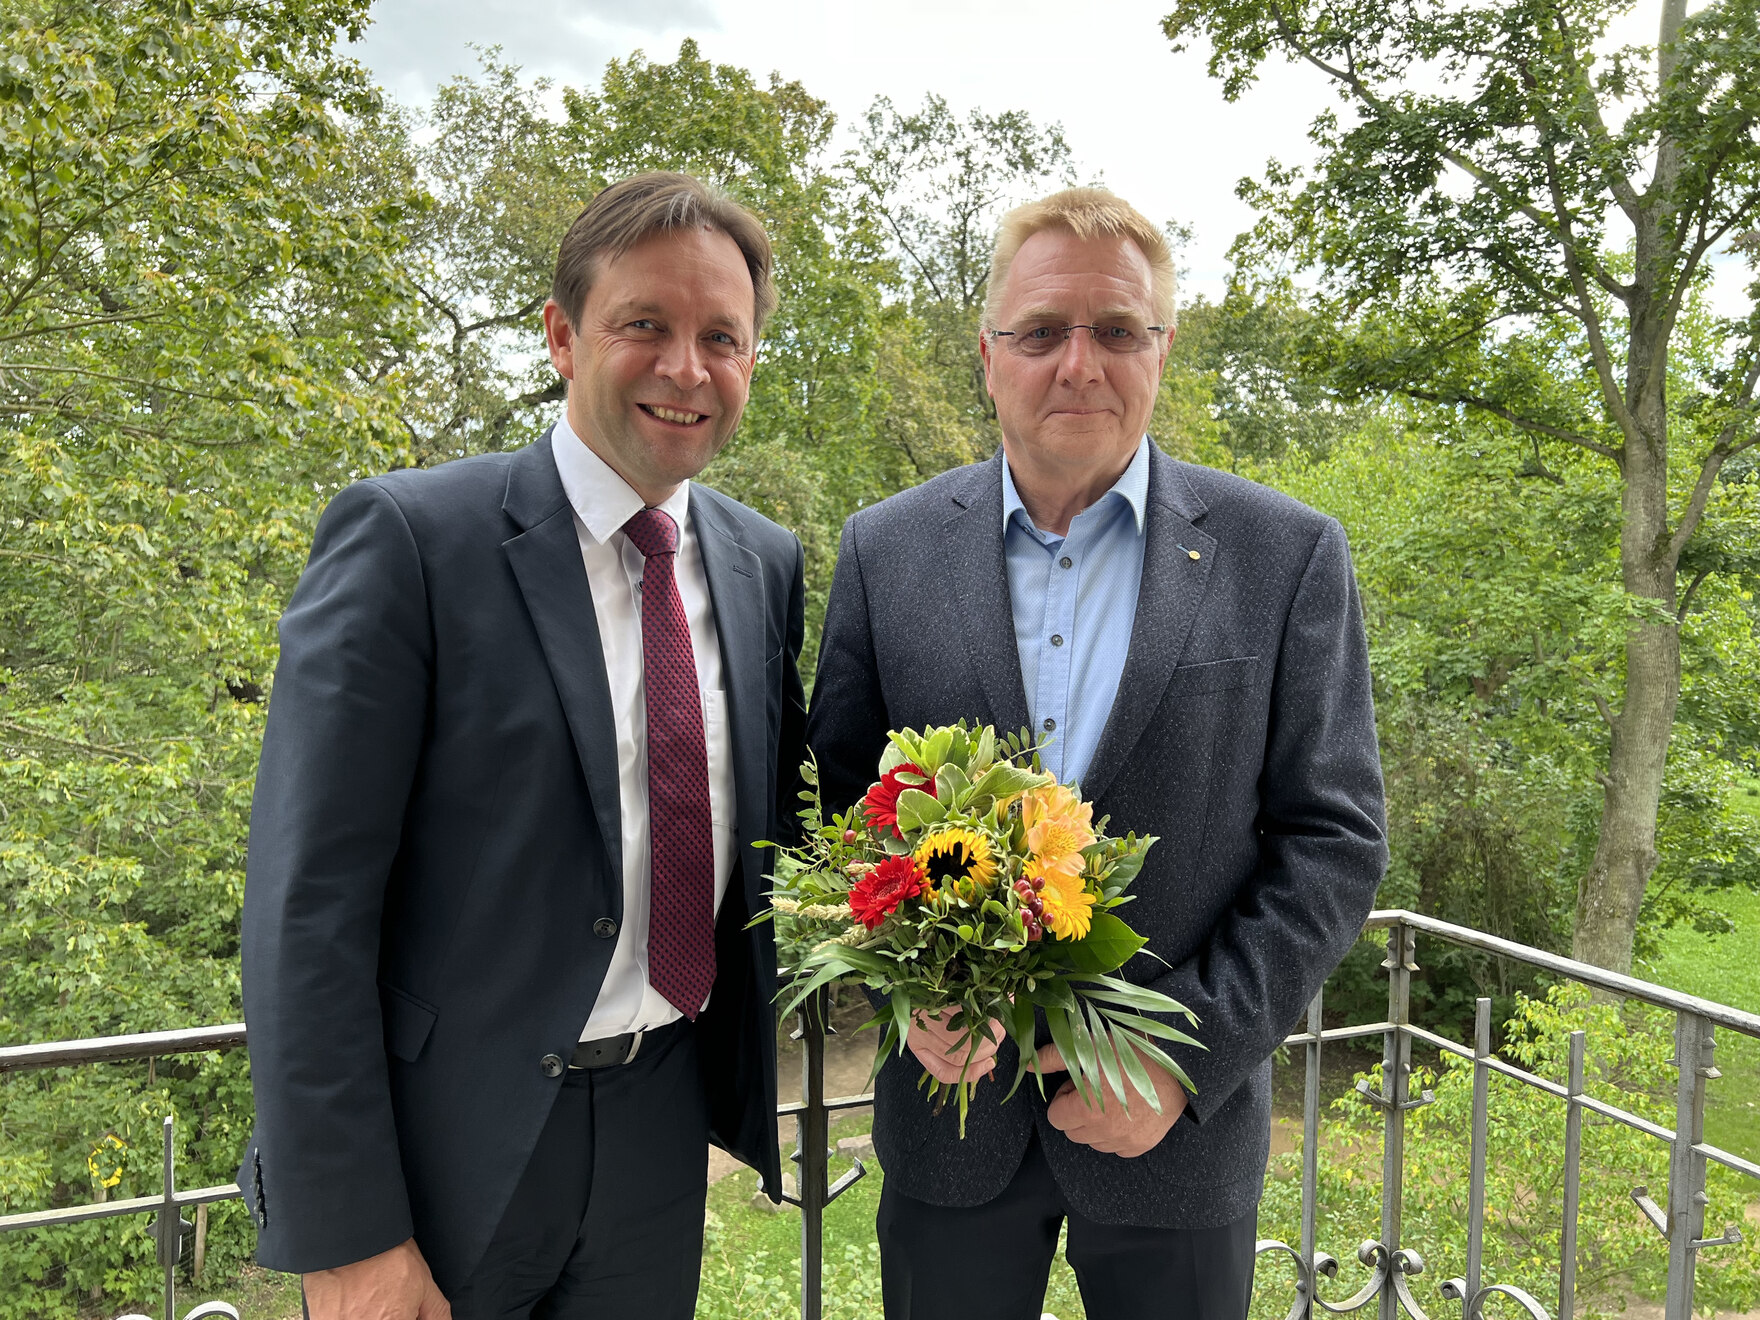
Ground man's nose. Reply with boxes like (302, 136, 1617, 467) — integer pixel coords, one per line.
(655, 336, 711, 389)
(1056, 328, 1105, 384)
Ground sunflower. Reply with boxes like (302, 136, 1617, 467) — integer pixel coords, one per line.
(913, 827, 998, 899)
(1033, 865, 1097, 940)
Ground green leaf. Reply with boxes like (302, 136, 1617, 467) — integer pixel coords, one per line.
(893, 787, 945, 832)
(1050, 913, 1147, 974)
(969, 761, 1048, 802)
(1113, 1029, 1162, 1113)
(1085, 1001, 1131, 1115)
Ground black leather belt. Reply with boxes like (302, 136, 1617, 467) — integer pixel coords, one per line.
(568, 1016, 686, 1070)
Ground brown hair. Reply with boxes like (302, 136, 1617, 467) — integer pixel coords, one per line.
(550, 172, 778, 339)
(983, 187, 1176, 330)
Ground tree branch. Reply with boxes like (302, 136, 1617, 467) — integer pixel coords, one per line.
(1667, 352, 1760, 561)
(1676, 564, 1714, 620)
(1400, 385, 1625, 465)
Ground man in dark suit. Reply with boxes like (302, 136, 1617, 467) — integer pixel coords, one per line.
(240, 172, 806, 1319)
(807, 187, 1388, 1319)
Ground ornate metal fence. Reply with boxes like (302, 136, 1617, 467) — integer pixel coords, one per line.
(1254, 911, 1758, 1320)
(1, 910, 1755, 1320)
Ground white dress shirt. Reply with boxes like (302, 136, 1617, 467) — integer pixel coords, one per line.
(550, 416, 737, 1038)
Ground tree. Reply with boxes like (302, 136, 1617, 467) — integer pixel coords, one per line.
(0, 1, 417, 1309)
(845, 94, 1076, 448)
(1166, 0, 1760, 971)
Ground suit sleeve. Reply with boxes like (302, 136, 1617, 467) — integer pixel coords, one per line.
(805, 518, 893, 820)
(773, 534, 809, 847)
(241, 480, 430, 1271)
(1152, 518, 1387, 1123)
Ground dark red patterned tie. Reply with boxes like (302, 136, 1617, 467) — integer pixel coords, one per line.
(622, 507, 716, 1019)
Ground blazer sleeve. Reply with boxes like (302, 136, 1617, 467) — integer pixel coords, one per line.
(774, 533, 809, 847)
(805, 518, 893, 820)
(1151, 518, 1387, 1123)
(240, 479, 432, 1271)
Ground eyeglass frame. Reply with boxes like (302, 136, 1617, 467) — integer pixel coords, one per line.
(984, 321, 1171, 355)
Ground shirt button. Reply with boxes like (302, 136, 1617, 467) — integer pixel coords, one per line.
(594, 917, 618, 939)
(1050, 634, 1064, 647)
(1043, 718, 1056, 732)
(540, 1053, 565, 1078)
(1059, 556, 1073, 569)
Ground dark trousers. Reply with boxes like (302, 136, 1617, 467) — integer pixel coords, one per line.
(876, 1132, 1257, 1320)
(445, 1019, 711, 1320)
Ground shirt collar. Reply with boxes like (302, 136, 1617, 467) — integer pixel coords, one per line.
(551, 411, 692, 545)
(1002, 435, 1151, 538)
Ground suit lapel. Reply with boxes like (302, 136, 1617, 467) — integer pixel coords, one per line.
(947, 451, 1031, 736)
(501, 433, 625, 881)
(690, 488, 768, 902)
(1081, 448, 1216, 805)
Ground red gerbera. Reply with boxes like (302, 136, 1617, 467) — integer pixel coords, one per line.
(848, 855, 927, 929)
(860, 762, 936, 838)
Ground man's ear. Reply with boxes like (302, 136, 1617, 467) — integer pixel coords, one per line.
(542, 299, 577, 383)
(979, 328, 995, 398)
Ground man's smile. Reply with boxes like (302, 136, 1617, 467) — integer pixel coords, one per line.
(638, 403, 710, 427)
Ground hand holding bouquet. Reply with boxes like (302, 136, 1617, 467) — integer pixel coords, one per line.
(763, 722, 1201, 1134)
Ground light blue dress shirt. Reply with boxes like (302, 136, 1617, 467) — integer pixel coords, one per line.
(1002, 437, 1150, 788)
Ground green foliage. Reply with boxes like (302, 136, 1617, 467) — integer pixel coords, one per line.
(1167, 0, 1760, 973)
(1255, 986, 1760, 1319)
(0, 0, 417, 1311)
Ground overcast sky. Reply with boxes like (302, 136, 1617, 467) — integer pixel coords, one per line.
(347, 0, 1345, 305)
(347, 1, 1744, 312)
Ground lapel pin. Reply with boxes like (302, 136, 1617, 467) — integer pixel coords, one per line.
(1176, 544, 1201, 561)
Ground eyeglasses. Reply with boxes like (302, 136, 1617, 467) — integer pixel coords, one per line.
(986, 321, 1169, 357)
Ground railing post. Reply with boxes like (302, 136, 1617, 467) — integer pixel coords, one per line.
(1378, 921, 1415, 1320)
(1466, 997, 1490, 1301)
(1301, 989, 1323, 1320)
(796, 988, 831, 1320)
(1560, 1029, 1585, 1320)
(1663, 1012, 1714, 1320)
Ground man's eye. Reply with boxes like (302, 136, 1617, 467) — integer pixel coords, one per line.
(709, 331, 736, 345)
(1025, 326, 1057, 341)
(628, 319, 659, 332)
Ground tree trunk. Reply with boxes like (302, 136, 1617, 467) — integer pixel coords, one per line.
(1571, 278, 1681, 974)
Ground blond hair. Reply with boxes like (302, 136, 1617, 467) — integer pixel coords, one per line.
(982, 187, 1176, 330)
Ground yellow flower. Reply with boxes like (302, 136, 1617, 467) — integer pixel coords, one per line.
(1034, 865, 1097, 940)
(1022, 783, 1095, 870)
(914, 827, 998, 898)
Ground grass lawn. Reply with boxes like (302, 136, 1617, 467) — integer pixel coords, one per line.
(698, 1110, 1092, 1320)
(1632, 794, 1760, 1163)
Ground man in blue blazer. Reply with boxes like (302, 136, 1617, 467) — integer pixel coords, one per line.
(240, 173, 806, 1319)
(807, 188, 1388, 1318)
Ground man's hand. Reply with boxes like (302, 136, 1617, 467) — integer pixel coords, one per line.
(906, 1005, 1004, 1084)
(303, 1238, 451, 1320)
(1034, 1044, 1187, 1157)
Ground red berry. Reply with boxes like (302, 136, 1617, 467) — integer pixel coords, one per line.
(843, 829, 858, 844)
(1030, 877, 1045, 892)
(1029, 897, 1044, 916)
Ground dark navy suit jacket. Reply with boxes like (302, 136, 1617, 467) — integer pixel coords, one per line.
(807, 443, 1386, 1229)
(239, 433, 805, 1290)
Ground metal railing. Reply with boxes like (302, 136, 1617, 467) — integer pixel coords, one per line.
(1254, 911, 1758, 1320)
(1, 910, 1755, 1320)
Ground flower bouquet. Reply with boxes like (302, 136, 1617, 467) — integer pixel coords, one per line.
(762, 722, 1200, 1134)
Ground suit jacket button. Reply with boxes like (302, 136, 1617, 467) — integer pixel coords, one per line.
(540, 1053, 565, 1078)
(594, 917, 618, 939)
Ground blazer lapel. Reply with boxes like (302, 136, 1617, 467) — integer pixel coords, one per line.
(690, 489, 768, 902)
(1081, 447, 1217, 805)
(946, 450, 1031, 736)
(501, 432, 625, 881)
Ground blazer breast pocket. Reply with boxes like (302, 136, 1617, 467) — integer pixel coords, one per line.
(1162, 655, 1260, 697)
(380, 982, 438, 1063)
